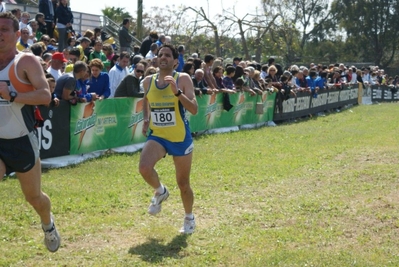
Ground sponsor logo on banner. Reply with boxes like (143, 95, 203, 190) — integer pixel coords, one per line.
(295, 96, 311, 111)
(311, 93, 328, 108)
(74, 102, 97, 150)
(205, 94, 217, 125)
(128, 99, 144, 140)
(327, 91, 339, 104)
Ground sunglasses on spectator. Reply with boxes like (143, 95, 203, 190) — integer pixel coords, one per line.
(136, 69, 144, 73)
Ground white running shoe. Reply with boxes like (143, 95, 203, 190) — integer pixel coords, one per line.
(148, 187, 169, 215)
(43, 216, 61, 252)
(179, 216, 196, 234)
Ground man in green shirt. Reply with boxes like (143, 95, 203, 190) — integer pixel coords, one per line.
(89, 39, 110, 72)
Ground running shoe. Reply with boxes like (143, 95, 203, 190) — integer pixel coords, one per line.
(179, 216, 196, 234)
(43, 217, 61, 252)
(148, 187, 169, 215)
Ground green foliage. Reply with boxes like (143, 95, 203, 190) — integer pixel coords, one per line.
(1, 103, 399, 266)
(331, 0, 399, 67)
(101, 6, 132, 25)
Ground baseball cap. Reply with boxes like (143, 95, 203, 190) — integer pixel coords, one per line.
(233, 57, 242, 61)
(52, 52, 68, 62)
(77, 37, 91, 43)
(45, 45, 57, 52)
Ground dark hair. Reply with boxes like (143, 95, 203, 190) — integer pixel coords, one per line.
(204, 54, 215, 63)
(280, 75, 288, 83)
(120, 51, 130, 60)
(182, 62, 194, 75)
(309, 71, 317, 78)
(69, 47, 81, 57)
(178, 45, 185, 53)
(213, 66, 223, 75)
(67, 36, 76, 46)
(193, 58, 202, 71)
(233, 65, 244, 82)
(268, 57, 275, 65)
(122, 18, 130, 26)
(30, 43, 44, 56)
(158, 43, 178, 59)
(110, 54, 119, 68)
(226, 66, 236, 75)
(73, 61, 88, 74)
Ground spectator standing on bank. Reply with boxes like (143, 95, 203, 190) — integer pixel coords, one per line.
(39, 0, 55, 38)
(145, 43, 158, 59)
(114, 62, 145, 98)
(176, 45, 185, 72)
(139, 30, 158, 57)
(55, 0, 73, 52)
(119, 18, 133, 54)
(108, 51, 130, 98)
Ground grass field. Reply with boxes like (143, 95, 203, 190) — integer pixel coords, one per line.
(1, 103, 399, 267)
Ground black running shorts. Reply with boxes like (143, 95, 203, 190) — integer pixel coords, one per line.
(0, 131, 39, 174)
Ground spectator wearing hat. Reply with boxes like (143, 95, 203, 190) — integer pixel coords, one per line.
(47, 52, 68, 81)
(45, 44, 57, 54)
(119, 18, 133, 54)
(139, 30, 158, 57)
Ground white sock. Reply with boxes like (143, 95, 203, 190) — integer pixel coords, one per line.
(42, 218, 54, 231)
(185, 213, 194, 220)
(156, 184, 165, 195)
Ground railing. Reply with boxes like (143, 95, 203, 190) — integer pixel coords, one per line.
(6, 3, 141, 51)
(101, 15, 141, 50)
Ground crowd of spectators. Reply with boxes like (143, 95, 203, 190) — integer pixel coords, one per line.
(3, 2, 398, 119)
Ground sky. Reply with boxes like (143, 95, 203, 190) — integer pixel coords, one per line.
(70, 0, 260, 20)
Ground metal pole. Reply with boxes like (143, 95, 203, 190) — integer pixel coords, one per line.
(137, 0, 143, 41)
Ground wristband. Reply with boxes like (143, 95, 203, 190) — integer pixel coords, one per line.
(175, 89, 183, 97)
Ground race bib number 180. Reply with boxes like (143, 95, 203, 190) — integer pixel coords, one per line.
(151, 107, 176, 127)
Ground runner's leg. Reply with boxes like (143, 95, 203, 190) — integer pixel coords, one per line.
(17, 158, 51, 225)
(139, 140, 167, 189)
(173, 153, 194, 214)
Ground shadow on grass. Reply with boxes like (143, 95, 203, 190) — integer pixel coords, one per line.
(128, 234, 189, 263)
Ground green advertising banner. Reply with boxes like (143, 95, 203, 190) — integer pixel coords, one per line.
(70, 98, 147, 154)
(69, 93, 276, 155)
(188, 91, 276, 132)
